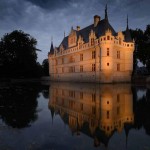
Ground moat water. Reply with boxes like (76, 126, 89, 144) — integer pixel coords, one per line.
(0, 82, 150, 150)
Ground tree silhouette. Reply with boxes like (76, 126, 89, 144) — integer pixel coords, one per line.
(42, 59, 49, 76)
(0, 30, 42, 78)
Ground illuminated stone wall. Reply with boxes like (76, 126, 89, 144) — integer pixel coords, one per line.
(48, 17, 134, 83)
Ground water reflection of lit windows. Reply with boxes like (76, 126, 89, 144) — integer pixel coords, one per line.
(117, 107, 120, 115)
(80, 103, 83, 111)
(62, 98, 64, 105)
(80, 92, 83, 99)
(62, 89, 64, 96)
(107, 126, 109, 131)
(69, 90, 75, 98)
(91, 119, 95, 127)
(92, 106, 96, 115)
(107, 111, 109, 119)
(117, 94, 120, 102)
(92, 93, 96, 102)
(56, 89, 58, 95)
(69, 100, 75, 109)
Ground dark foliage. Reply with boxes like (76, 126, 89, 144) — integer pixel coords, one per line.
(0, 30, 43, 78)
(42, 59, 49, 76)
(130, 25, 150, 73)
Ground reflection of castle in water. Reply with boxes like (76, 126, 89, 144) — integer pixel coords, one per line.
(48, 83, 134, 146)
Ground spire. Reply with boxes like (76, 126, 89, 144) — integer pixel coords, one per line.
(49, 37, 54, 55)
(50, 106, 55, 125)
(127, 14, 129, 30)
(64, 31, 65, 38)
(105, 4, 108, 20)
(71, 26, 73, 31)
(124, 15, 132, 42)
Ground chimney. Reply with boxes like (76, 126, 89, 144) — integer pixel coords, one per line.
(77, 26, 80, 31)
(94, 15, 100, 27)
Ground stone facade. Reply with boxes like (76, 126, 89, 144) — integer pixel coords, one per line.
(48, 6, 134, 83)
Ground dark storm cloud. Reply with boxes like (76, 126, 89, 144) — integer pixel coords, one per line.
(0, 0, 150, 63)
(26, 0, 71, 10)
(26, 0, 82, 11)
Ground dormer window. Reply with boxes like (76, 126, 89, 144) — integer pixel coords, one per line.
(119, 37, 122, 45)
(68, 29, 77, 48)
(91, 38, 94, 46)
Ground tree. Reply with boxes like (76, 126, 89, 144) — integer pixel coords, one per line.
(130, 25, 150, 73)
(42, 59, 49, 76)
(0, 30, 42, 78)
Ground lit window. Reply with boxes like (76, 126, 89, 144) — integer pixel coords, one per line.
(92, 106, 96, 115)
(117, 51, 120, 59)
(80, 65, 83, 72)
(107, 111, 109, 119)
(91, 38, 94, 45)
(117, 94, 120, 102)
(55, 59, 58, 65)
(80, 54, 83, 61)
(80, 103, 83, 111)
(107, 36, 110, 40)
(92, 51, 96, 59)
(69, 66, 75, 73)
(107, 48, 109, 56)
(117, 64, 120, 71)
(62, 90, 64, 96)
(80, 92, 83, 99)
(92, 93, 96, 102)
(92, 64, 96, 71)
(117, 107, 120, 115)
(119, 37, 121, 45)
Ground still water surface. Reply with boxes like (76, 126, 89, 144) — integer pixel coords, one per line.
(0, 82, 150, 150)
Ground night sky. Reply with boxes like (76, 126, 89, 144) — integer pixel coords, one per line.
(0, 0, 150, 63)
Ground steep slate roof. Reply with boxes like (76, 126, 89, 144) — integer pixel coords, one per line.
(124, 15, 132, 42)
(49, 41, 54, 55)
(59, 18, 117, 50)
(124, 28, 132, 42)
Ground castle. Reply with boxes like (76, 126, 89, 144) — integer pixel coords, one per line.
(48, 5, 134, 83)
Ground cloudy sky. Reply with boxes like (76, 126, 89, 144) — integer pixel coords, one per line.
(0, 0, 150, 63)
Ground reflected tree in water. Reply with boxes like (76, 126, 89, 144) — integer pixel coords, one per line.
(0, 84, 41, 128)
(42, 85, 49, 99)
(134, 88, 150, 135)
